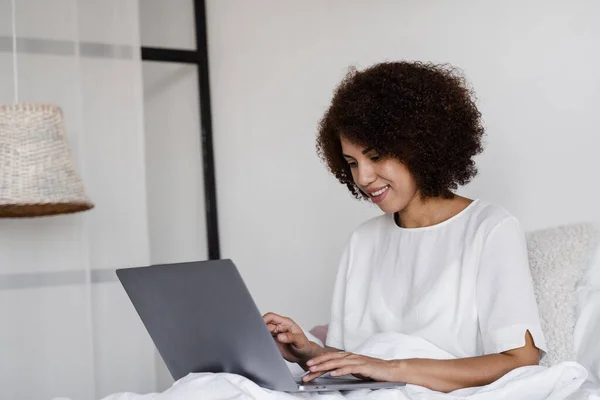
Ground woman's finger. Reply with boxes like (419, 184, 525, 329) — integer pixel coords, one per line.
(265, 323, 279, 335)
(276, 333, 294, 343)
(309, 357, 362, 373)
(307, 351, 350, 366)
(263, 312, 291, 328)
(263, 313, 305, 337)
(301, 370, 327, 382)
(330, 365, 368, 378)
(274, 332, 311, 354)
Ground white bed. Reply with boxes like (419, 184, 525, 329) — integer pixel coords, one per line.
(101, 223, 600, 400)
(99, 330, 600, 400)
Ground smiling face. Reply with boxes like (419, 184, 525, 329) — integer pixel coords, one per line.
(341, 136, 420, 214)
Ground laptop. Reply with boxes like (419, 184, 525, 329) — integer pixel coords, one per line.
(116, 259, 405, 392)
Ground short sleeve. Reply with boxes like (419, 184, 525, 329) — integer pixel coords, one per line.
(477, 217, 548, 357)
(325, 237, 353, 350)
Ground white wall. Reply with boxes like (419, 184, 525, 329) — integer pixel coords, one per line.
(206, 0, 600, 330)
(140, 0, 196, 50)
(143, 62, 207, 268)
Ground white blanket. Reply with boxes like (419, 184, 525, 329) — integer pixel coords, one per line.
(101, 332, 598, 400)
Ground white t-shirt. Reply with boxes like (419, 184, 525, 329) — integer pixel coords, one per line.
(326, 199, 548, 359)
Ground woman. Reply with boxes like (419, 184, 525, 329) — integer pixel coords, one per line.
(263, 61, 546, 393)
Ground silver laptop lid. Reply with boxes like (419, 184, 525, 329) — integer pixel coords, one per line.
(116, 259, 298, 391)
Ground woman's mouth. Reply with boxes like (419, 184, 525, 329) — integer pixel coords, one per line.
(369, 185, 390, 204)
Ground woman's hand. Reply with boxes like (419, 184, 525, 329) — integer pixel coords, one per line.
(303, 351, 401, 383)
(263, 312, 318, 365)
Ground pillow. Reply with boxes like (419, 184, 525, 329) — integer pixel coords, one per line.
(527, 223, 599, 367)
(309, 324, 329, 346)
(575, 231, 600, 383)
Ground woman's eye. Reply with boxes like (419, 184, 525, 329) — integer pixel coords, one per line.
(347, 161, 358, 168)
(371, 155, 381, 162)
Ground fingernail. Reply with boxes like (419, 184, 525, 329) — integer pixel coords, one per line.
(306, 360, 313, 366)
(309, 366, 317, 371)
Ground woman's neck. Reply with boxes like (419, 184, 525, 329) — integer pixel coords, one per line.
(395, 194, 473, 229)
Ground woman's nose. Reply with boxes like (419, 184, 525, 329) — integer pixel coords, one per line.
(356, 163, 376, 187)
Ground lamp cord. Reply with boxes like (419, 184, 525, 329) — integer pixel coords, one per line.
(11, 0, 19, 104)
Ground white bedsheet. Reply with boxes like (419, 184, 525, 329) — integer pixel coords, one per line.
(101, 331, 600, 400)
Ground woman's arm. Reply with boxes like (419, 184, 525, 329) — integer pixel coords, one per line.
(393, 331, 539, 392)
(305, 331, 539, 393)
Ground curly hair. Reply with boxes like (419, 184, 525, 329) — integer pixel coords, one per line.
(316, 61, 485, 200)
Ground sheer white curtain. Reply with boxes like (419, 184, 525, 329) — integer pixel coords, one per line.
(0, 0, 157, 398)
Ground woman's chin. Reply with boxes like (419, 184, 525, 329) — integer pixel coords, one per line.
(375, 197, 408, 215)
(374, 201, 396, 214)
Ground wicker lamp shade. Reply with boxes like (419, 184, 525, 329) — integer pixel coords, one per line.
(0, 103, 94, 217)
